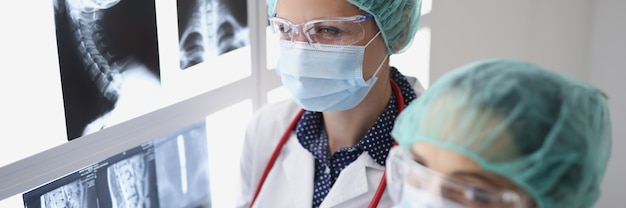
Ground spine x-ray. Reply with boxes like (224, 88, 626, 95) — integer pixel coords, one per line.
(53, 0, 162, 140)
(23, 121, 212, 208)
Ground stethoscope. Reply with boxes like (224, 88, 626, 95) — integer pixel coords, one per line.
(250, 79, 405, 208)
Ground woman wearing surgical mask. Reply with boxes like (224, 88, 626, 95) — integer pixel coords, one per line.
(387, 59, 612, 208)
(237, 0, 422, 207)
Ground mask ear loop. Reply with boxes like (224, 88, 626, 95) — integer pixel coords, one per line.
(368, 55, 388, 82)
(364, 31, 382, 47)
(365, 31, 387, 82)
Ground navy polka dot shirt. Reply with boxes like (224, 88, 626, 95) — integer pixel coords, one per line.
(295, 67, 417, 207)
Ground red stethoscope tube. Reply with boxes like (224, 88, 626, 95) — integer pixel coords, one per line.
(250, 80, 405, 208)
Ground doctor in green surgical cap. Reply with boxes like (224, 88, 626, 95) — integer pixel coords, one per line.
(237, 0, 423, 207)
(387, 59, 612, 208)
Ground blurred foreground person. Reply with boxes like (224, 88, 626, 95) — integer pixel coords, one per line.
(387, 59, 612, 208)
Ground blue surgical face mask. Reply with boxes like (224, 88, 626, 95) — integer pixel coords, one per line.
(275, 32, 387, 112)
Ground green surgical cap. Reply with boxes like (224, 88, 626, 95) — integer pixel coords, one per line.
(391, 59, 612, 208)
(266, 0, 422, 54)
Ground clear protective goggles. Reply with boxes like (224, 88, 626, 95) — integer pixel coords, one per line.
(386, 146, 531, 208)
(268, 13, 374, 49)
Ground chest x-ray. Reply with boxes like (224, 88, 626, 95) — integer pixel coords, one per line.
(176, 0, 249, 70)
(52, 0, 162, 140)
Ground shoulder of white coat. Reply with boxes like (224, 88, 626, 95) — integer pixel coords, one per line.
(254, 99, 301, 127)
(404, 75, 426, 96)
(245, 99, 301, 141)
(238, 100, 302, 208)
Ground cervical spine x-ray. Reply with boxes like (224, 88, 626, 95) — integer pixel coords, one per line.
(53, 0, 162, 140)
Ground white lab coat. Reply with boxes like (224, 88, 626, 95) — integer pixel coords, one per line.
(236, 99, 394, 208)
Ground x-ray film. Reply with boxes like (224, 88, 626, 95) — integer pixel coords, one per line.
(52, 0, 162, 141)
(176, 0, 249, 70)
(23, 120, 211, 208)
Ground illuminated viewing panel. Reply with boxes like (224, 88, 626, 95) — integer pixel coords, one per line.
(22, 120, 212, 208)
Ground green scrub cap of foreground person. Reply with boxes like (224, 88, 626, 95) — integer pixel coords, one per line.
(266, 0, 423, 54)
(392, 59, 612, 208)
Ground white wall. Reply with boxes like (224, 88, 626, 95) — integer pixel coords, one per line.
(587, 0, 626, 207)
(428, 0, 592, 81)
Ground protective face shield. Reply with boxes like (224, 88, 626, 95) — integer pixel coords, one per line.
(386, 146, 529, 208)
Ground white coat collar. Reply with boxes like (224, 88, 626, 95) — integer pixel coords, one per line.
(281, 133, 315, 206)
(320, 152, 385, 207)
(280, 133, 386, 208)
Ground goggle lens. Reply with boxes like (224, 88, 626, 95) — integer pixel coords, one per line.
(269, 14, 373, 49)
(386, 146, 530, 208)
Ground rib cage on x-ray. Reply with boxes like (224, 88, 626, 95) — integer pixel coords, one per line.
(177, 0, 249, 70)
